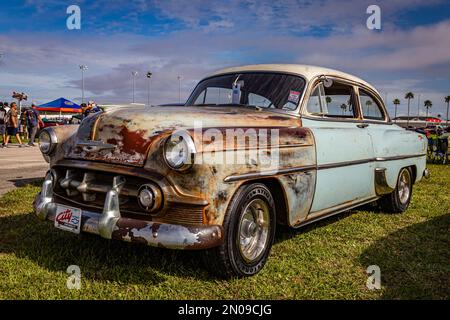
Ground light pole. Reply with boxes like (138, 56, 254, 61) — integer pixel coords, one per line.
(177, 75, 182, 103)
(131, 71, 138, 103)
(146, 71, 152, 106)
(417, 94, 421, 116)
(79, 65, 88, 104)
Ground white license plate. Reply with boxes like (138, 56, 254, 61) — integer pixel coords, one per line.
(54, 205, 82, 234)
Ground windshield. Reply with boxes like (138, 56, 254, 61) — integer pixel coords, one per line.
(186, 72, 306, 111)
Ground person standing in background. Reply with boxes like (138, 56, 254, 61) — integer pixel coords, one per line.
(0, 102, 7, 147)
(80, 103, 88, 120)
(19, 109, 27, 140)
(3, 102, 9, 113)
(83, 101, 101, 118)
(4, 102, 25, 147)
(27, 104, 43, 146)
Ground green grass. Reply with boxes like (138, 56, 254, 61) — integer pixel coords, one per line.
(0, 165, 449, 299)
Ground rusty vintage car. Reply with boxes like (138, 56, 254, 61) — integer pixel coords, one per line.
(34, 64, 429, 277)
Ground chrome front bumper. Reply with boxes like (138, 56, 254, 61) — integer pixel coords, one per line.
(33, 177, 223, 250)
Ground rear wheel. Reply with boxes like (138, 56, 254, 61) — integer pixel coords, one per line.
(203, 183, 276, 278)
(379, 167, 413, 213)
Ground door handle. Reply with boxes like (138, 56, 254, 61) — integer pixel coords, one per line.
(357, 123, 369, 128)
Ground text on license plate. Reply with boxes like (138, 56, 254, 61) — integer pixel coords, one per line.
(54, 205, 82, 234)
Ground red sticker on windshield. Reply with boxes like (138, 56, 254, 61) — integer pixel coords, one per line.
(288, 90, 300, 103)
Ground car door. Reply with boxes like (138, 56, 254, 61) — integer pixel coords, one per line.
(358, 87, 426, 189)
(301, 79, 375, 217)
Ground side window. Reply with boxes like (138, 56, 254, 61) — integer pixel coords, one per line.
(359, 89, 385, 120)
(306, 85, 323, 115)
(323, 81, 356, 118)
(306, 80, 357, 118)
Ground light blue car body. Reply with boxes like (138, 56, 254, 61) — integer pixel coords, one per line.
(303, 119, 427, 215)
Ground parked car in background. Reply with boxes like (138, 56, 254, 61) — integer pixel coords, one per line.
(393, 116, 443, 129)
(37, 118, 67, 135)
(42, 118, 67, 127)
(33, 64, 428, 277)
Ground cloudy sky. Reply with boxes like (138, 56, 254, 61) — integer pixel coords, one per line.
(0, 0, 449, 118)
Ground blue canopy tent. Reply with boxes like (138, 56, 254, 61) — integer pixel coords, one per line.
(35, 98, 82, 114)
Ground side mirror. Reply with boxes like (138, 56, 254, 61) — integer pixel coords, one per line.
(323, 78, 333, 88)
(319, 75, 333, 88)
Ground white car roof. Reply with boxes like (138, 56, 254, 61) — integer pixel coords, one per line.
(210, 64, 379, 95)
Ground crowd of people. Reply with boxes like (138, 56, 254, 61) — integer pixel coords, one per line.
(0, 99, 102, 148)
(81, 101, 101, 119)
(0, 101, 44, 148)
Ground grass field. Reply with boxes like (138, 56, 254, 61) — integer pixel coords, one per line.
(0, 164, 449, 300)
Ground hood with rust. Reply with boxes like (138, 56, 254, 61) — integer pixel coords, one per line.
(66, 105, 301, 167)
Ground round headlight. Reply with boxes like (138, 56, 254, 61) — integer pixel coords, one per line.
(39, 130, 51, 154)
(38, 129, 57, 155)
(164, 131, 196, 170)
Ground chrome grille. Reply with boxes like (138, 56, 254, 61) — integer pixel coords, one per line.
(53, 167, 144, 214)
(52, 166, 205, 225)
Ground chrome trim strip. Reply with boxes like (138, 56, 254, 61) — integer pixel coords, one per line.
(223, 153, 426, 182)
(317, 154, 426, 170)
(317, 158, 373, 170)
(224, 165, 316, 183)
(375, 154, 426, 162)
(197, 143, 314, 155)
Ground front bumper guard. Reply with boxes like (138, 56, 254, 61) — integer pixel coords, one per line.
(33, 176, 223, 250)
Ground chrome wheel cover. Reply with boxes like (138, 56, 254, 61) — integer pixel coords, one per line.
(237, 198, 270, 263)
(398, 169, 411, 205)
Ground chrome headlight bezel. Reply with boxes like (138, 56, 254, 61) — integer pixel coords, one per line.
(39, 128, 58, 155)
(163, 130, 196, 171)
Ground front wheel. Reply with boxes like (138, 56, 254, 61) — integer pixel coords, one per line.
(203, 183, 276, 278)
(379, 167, 413, 213)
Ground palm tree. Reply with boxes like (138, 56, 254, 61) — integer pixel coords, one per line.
(325, 96, 332, 104)
(405, 92, 414, 127)
(445, 96, 450, 126)
(393, 98, 400, 121)
(340, 103, 347, 115)
(424, 100, 432, 118)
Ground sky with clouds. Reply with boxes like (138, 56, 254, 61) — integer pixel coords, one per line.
(0, 0, 449, 118)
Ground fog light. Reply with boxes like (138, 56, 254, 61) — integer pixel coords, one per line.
(137, 184, 162, 212)
(139, 188, 154, 208)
